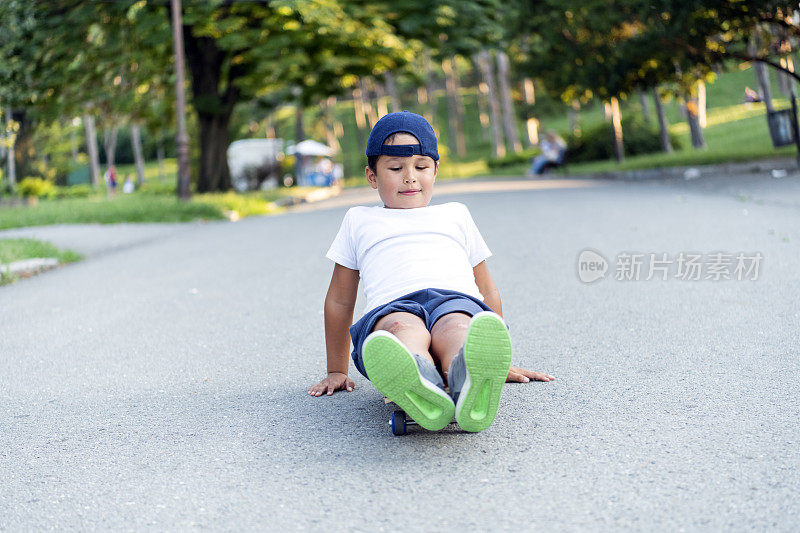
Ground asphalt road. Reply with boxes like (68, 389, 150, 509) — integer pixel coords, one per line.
(1, 173, 798, 531)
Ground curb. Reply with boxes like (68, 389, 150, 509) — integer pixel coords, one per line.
(1, 257, 60, 277)
(570, 157, 798, 181)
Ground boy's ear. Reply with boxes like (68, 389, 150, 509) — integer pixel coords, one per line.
(365, 165, 378, 189)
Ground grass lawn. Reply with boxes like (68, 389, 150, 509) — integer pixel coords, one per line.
(0, 238, 82, 285)
(0, 195, 225, 230)
(0, 183, 328, 230)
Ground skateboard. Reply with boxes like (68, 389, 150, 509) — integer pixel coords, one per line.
(384, 397, 455, 436)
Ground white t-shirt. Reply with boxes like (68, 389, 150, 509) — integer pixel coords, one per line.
(326, 202, 492, 316)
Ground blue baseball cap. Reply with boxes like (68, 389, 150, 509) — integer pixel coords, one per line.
(366, 111, 439, 161)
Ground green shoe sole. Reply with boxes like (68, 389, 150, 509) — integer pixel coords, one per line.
(362, 331, 455, 431)
(455, 312, 513, 433)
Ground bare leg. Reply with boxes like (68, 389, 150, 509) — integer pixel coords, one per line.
(429, 312, 472, 385)
(372, 312, 434, 365)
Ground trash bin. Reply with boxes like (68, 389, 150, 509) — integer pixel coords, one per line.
(767, 109, 795, 147)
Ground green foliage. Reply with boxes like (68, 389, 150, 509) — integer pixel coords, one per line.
(566, 117, 681, 163)
(53, 184, 94, 199)
(17, 177, 55, 198)
(487, 148, 539, 169)
(517, 0, 795, 104)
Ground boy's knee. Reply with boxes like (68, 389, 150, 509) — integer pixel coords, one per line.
(432, 312, 470, 334)
(374, 312, 427, 337)
(385, 318, 424, 336)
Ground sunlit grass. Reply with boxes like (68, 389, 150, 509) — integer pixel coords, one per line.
(669, 99, 789, 135)
(0, 195, 225, 230)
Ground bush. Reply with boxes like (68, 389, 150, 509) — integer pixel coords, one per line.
(487, 148, 540, 169)
(566, 118, 682, 163)
(54, 184, 94, 199)
(17, 177, 56, 198)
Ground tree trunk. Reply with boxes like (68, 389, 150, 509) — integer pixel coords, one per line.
(750, 31, 774, 113)
(384, 71, 401, 112)
(442, 56, 466, 157)
(323, 96, 341, 152)
(103, 126, 118, 169)
(70, 118, 79, 163)
(651, 87, 673, 153)
(778, 56, 791, 95)
(83, 114, 101, 187)
(685, 90, 707, 149)
(697, 79, 707, 128)
(476, 82, 491, 141)
(604, 102, 613, 122)
(425, 52, 439, 133)
(295, 104, 304, 140)
(360, 78, 378, 128)
(171, 0, 192, 199)
(156, 142, 165, 182)
(496, 50, 521, 153)
(351, 86, 367, 152)
(265, 114, 276, 138)
(294, 105, 304, 185)
(637, 90, 651, 124)
(568, 100, 581, 136)
(5, 107, 16, 189)
(610, 97, 624, 162)
(787, 56, 797, 94)
(475, 50, 505, 158)
(373, 80, 389, 118)
(131, 124, 146, 187)
(183, 29, 240, 192)
(522, 78, 538, 147)
(196, 112, 233, 191)
(352, 86, 367, 130)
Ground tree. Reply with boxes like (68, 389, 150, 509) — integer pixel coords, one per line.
(475, 50, 506, 158)
(651, 87, 673, 153)
(379, 0, 504, 156)
(161, 1, 414, 191)
(513, 1, 800, 159)
(0, 1, 176, 188)
(0, 1, 38, 184)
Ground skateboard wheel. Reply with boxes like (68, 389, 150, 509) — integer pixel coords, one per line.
(391, 410, 408, 436)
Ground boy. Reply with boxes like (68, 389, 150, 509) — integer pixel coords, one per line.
(308, 111, 553, 432)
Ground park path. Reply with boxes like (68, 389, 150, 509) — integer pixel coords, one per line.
(1, 173, 798, 530)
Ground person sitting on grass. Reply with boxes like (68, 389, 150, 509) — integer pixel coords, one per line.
(528, 131, 567, 176)
(308, 111, 554, 433)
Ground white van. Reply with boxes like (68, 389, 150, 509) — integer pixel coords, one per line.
(227, 139, 284, 191)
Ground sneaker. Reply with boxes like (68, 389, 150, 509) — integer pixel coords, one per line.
(362, 330, 455, 431)
(447, 311, 512, 432)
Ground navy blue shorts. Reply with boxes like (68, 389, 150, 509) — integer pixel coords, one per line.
(349, 287, 499, 379)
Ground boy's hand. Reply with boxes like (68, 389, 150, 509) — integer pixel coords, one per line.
(308, 372, 355, 397)
(507, 366, 555, 383)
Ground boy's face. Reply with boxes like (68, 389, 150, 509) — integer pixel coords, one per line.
(365, 133, 437, 209)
